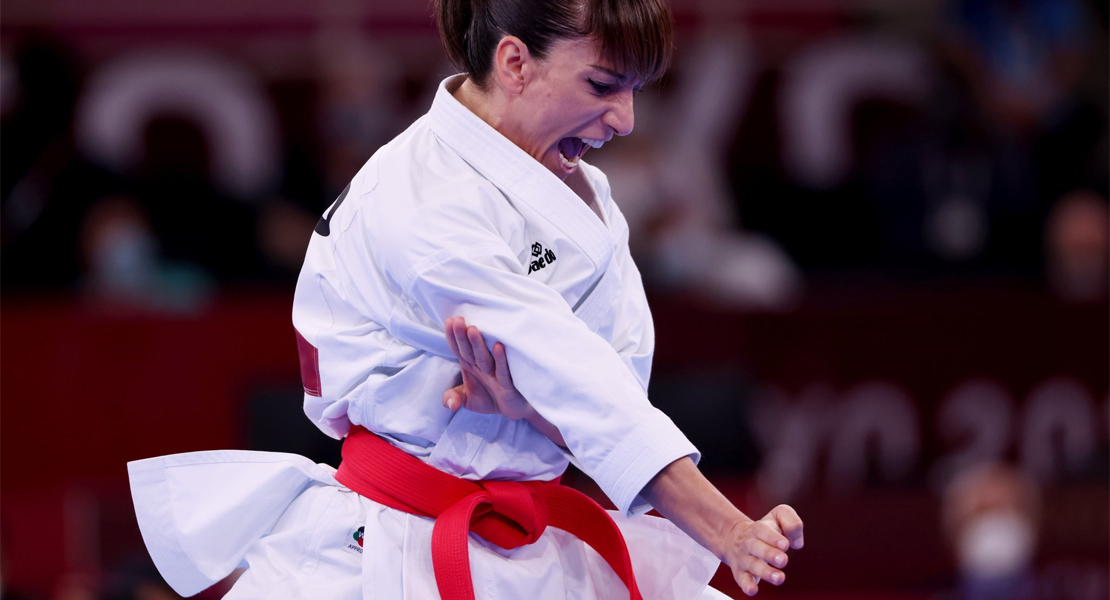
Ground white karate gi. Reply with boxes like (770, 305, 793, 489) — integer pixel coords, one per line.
(129, 75, 724, 600)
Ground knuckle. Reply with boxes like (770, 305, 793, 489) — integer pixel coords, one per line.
(758, 564, 777, 581)
(742, 555, 760, 573)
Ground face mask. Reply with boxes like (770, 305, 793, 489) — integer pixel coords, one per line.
(91, 222, 157, 292)
(957, 510, 1035, 580)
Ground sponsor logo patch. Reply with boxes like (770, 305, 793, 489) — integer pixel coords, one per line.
(344, 525, 365, 555)
(527, 242, 557, 274)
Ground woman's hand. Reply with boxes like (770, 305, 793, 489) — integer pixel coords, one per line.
(721, 505, 805, 596)
(442, 317, 532, 420)
(442, 317, 567, 447)
(641, 457, 804, 597)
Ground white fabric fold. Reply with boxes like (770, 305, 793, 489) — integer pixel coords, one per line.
(128, 451, 338, 596)
(130, 451, 721, 599)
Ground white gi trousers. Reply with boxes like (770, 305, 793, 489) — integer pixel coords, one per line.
(130, 451, 727, 600)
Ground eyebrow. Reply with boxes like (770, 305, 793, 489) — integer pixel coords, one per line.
(588, 64, 628, 82)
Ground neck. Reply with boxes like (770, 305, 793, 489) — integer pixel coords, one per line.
(450, 76, 572, 183)
(453, 78, 524, 149)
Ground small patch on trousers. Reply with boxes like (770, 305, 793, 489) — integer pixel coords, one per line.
(343, 525, 364, 555)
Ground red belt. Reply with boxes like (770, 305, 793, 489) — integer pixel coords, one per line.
(335, 426, 642, 600)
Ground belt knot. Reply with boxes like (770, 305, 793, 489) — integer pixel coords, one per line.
(471, 480, 550, 548)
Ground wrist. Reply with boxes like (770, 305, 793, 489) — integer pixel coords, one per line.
(507, 397, 535, 421)
(716, 516, 754, 565)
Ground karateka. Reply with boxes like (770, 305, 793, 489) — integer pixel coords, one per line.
(128, 0, 804, 597)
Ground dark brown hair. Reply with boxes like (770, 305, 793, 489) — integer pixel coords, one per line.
(435, 0, 674, 89)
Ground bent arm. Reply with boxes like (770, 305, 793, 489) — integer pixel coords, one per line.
(641, 456, 805, 596)
(397, 247, 696, 515)
(640, 456, 749, 559)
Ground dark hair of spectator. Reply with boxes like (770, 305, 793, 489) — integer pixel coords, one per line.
(435, 0, 673, 90)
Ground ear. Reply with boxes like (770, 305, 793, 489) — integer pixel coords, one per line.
(491, 35, 533, 95)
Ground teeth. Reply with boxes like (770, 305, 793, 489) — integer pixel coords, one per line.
(559, 150, 580, 168)
(579, 138, 604, 149)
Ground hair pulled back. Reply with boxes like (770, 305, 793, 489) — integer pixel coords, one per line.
(435, 0, 674, 89)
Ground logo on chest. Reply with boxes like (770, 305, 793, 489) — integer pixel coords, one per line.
(527, 242, 557, 274)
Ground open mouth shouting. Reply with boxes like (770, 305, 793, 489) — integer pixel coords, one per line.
(557, 137, 606, 173)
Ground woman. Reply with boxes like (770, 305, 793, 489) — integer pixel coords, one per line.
(129, 0, 803, 598)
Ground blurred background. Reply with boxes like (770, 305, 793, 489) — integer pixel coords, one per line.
(1, 0, 1107, 598)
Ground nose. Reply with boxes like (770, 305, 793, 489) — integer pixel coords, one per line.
(603, 92, 635, 137)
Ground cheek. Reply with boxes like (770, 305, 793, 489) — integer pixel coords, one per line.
(526, 93, 561, 126)
(536, 107, 575, 139)
(551, 97, 596, 124)
(529, 91, 598, 141)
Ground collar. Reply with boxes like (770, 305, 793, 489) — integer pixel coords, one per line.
(426, 75, 613, 269)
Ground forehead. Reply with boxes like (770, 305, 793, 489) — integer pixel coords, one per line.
(542, 37, 636, 81)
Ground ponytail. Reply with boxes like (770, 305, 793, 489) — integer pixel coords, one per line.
(435, 0, 504, 89)
(435, 0, 477, 77)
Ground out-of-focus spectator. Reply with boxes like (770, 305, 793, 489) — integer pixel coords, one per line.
(594, 137, 804, 311)
(780, 35, 943, 269)
(1, 38, 79, 191)
(126, 116, 258, 284)
(314, 32, 409, 197)
(939, 0, 1101, 273)
(255, 197, 317, 280)
(594, 31, 804, 311)
(1, 38, 115, 290)
(940, 463, 1041, 600)
(945, 0, 1089, 136)
(1044, 190, 1109, 303)
(74, 51, 278, 284)
(79, 195, 214, 313)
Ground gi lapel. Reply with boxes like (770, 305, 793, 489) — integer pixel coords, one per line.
(426, 76, 614, 274)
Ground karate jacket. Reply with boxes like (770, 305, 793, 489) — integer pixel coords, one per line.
(129, 75, 719, 600)
(293, 74, 698, 517)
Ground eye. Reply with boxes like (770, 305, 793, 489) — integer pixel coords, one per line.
(588, 78, 612, 95)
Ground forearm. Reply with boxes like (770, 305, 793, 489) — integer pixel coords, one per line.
(522, 405, 567, 448)
(640, 456, 751, 561)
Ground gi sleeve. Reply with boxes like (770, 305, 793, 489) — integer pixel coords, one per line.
(375, 207, 697, 515)
(606, 205, 654, 394)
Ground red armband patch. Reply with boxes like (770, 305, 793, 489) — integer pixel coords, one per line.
(295, 329, 322, 397)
